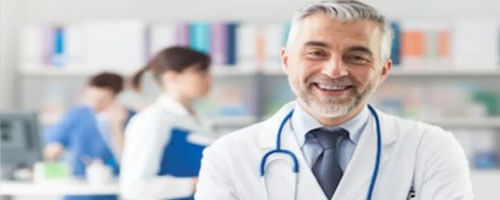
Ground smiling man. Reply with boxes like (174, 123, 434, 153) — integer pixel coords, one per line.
(195, 1, 472, 200)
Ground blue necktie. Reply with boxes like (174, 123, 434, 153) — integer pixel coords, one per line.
(309, 128, 348, 199)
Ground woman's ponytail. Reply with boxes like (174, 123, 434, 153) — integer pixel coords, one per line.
(131, 66, 149, 91)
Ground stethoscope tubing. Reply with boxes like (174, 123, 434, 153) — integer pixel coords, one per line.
(260, 104, 382, 200)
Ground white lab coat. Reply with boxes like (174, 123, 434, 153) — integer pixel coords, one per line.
(120, 95, 214, 200)
(195, 102, 473, 200)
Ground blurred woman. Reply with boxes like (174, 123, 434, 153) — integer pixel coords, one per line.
(120, 46, 214, 200)
(44, 72, 135, 200)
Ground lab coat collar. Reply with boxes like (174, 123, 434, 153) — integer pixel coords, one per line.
(154, 94, 205, 129)
(291, 102, 369, 147)
(259, 102, 396, 149)
(258, 101, 296, 149)
(156, 95, 192, 117)
(333, 106, 397, 199)
(258, 102, 398, 200)
(258, 101, 329, 200)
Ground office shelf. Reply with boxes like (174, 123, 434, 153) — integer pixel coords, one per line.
(389, 67, 500, 77)
(208, 115, 258, 126)
(0, 179, 119, 196)
(211, 67, 258, 76)
(471, 169, 500, 200)
(416, 117, 500, 128)
(20, 66, 138, 77)
(40, 113, 258, 127)
(264, 68, 500, 77)
(19, 66, 261, 77)
(19, 66, 500, 78)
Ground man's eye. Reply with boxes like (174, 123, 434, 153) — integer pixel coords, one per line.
(307, 50, 326, 57)
(345, 55, 370, 64)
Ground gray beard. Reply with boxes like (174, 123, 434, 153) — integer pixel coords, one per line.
(289, 75, 378, 118)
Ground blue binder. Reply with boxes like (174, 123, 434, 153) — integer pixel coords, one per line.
(226, 23, 238, 66)
(390, 22, 401, 66)
(157, 127, 207, 200)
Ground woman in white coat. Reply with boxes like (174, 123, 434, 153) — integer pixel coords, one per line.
(120, 47, 213, 200)
(195, 1, 472, 200)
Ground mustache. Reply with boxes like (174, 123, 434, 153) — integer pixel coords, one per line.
(306, 74, 355, 86)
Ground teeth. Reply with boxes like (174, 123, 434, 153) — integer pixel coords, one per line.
(317, 84, 349, 90)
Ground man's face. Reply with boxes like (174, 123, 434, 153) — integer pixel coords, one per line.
(85, 86, 116, 112)
(282, 13, 391, 119)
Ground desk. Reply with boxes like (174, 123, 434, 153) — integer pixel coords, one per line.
(1, 170, 499, 199)
(0, 180, 119, 196)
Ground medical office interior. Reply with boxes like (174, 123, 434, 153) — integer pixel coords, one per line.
(0, 0, 499, 199)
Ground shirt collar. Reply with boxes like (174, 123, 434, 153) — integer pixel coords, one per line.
(155, 94, 191, 117)
(291, 102, 369, 146)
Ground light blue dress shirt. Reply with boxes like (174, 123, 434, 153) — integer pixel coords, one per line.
(290, 103, 370, 171)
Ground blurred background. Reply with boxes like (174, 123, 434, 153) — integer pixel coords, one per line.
(0, 0, 499, 199)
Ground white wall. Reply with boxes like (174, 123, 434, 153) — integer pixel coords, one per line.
(1, 0, 500, 109)
(0, 0, 22, 110)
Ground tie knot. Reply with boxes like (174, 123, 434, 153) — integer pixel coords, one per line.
(308, 128, 348, 149)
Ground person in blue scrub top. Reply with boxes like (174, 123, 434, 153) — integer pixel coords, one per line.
(120, 46, 214, 200)
(44, 72, 135, 200)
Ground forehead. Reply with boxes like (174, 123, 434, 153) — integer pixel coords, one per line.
(294, 13, 383, 49)
(87, 86, 114, 96)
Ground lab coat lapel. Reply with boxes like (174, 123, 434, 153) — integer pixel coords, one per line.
(258, 102, 327, 200)
(333, 108, 397, 200)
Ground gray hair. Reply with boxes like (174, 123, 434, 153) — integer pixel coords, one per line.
(286, 0, 393, 61)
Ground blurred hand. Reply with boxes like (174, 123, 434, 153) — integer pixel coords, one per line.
(44, 143, 65, 162)
(192, 177, 199, 192)
(108, 102, 128, 127)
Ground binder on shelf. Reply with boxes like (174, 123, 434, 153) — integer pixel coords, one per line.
(175, 23, 190, 47)
(210, 23, 228, 65)
(262, 24, 284, 69)
(282, 22, 291, 47)
(189, 22, 211, 54)
(452, 19, 499, 70)
(401, 30, 424, 65)
(81, 20, 147, 70)
(64, 25, 84, 68)
(226, 23, 238, 66)
(20, 26, 44, 69)
(52, 27, 65, 67)
(400, 20, 452, 69)
(42, 26, 54, 67)
(237, 24, 258, 68)
(390, 22, 401, 66)
(149, 24, 176, 58)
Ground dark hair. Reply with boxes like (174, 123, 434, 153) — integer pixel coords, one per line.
(132, 46, 211, 91)
(88, 72, 124, 95)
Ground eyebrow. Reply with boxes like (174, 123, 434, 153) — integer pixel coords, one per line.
(346, 46, 373, 56)
(303, 42, 374, 56)
(304, 41, 330, 48)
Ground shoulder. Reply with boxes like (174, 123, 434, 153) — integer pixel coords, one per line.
(382, 111, 452, 141)
(381, 113, 473, 196)
(204, 121, 266, 158)
(125, 104, 169, 137)
(128, 104, 164, 125)
(381, 111, 464, 160)
(66, 105, 92, 116)
(56, 105, 94, 124)
(216, 122, 265, 144)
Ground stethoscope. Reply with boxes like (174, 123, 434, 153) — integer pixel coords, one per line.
(260, 104, 382, 200)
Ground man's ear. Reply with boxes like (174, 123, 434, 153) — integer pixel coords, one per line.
(378, 59, 392, 83)
(281, 48, 289, 75)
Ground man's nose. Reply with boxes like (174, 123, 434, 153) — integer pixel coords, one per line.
(321, 56, 348, 78)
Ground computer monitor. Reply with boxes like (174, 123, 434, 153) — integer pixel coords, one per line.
(0, 111, 42, 179)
